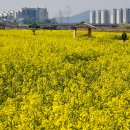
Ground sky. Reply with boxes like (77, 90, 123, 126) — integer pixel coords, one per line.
(0, 0, 130, 18)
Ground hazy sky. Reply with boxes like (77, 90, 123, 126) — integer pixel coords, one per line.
(0, 0, 130, 18)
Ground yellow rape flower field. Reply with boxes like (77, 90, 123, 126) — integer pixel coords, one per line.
(0, 30, 130, 130)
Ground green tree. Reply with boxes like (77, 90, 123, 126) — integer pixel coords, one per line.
(29, 23, 40, 35)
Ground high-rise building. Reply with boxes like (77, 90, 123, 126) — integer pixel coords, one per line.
(0, 10, 17, 22)
(0, 7, 49, 24)
(22, 7, 48, 24)
(90, 8, 130, 25)
(123, 8, 130, 24)
(16, 11, 22, 19)
(90, 10, 96, 24)
(117, 8, 123, 24)
(101, 9, 110, 24)
(22, 8, 37, 24)
(95, 10, 101, 24)
(110, 9, 117, 24)
(36, 7, 48, 24)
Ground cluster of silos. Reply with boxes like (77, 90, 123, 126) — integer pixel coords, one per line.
(90, 8, 130, 24)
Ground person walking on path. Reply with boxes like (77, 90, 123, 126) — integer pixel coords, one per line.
(122, 31, 127, 42)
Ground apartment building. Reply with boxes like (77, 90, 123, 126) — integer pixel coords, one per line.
(90, 8, 130, 24)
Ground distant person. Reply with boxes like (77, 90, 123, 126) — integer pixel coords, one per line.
(73, 27, 77, 38)
(122, 31, 127, 42)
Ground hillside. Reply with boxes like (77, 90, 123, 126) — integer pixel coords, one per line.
(56, 10, 90, 23)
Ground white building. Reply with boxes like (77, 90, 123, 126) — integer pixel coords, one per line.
(16, 11, 22, 19)
(90, 8, 130, 25)
(36, 8, 48, 24)
(101, 9, 110, 24)
(90, 10, 96, 24)
(95, 10, 101, 24)
(123, 8, 130, 24)
(110, 9, 117, 24)
(117, 8, 123, 24)
(6, 11, 17, 21)
(0, 10, 19, 22)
